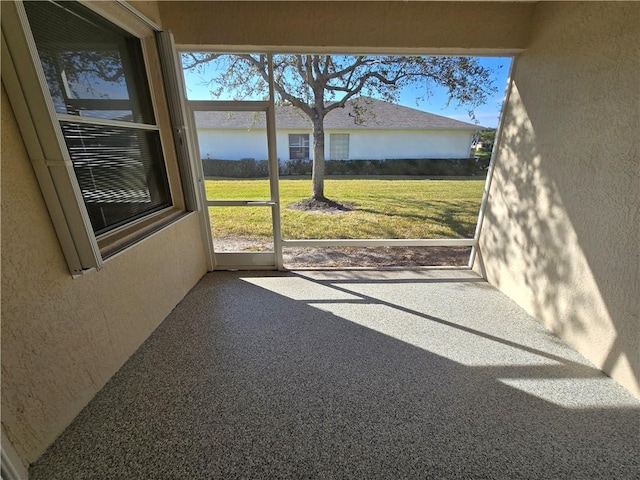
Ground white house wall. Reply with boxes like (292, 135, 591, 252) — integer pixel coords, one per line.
(196, 128, 474, 161)
(347, 130, 474, 159)
(197, 129, 268, 160)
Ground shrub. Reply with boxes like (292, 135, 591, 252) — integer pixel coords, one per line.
(202, 157, 482, 178)
(202, 158, 269, 178)
(324, 158, 480, 176)
(279, 158, 313, 176)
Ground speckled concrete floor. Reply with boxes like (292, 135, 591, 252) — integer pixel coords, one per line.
(30, 270, 639, 479)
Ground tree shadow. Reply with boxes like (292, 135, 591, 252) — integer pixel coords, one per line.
(476, 79, 639, 393)
(30, 271, 639, 479)
(353, 198, 481, 238)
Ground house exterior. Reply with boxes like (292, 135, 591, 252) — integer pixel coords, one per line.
(194, 98, 478, 162)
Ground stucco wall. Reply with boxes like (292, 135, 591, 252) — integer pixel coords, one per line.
(197, 129, 474, 161)
(1, 80, 208, 463)
(0, 1, 211, 464)
(126, 0, 162, 25)
(160, 1, 533, 52)
(475, 2, 639, 398)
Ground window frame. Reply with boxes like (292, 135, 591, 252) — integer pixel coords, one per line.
(1, 0, 186, 275)
(288, 133, 310, 160)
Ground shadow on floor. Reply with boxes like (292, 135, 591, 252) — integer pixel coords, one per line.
(30, 270, 639, 479)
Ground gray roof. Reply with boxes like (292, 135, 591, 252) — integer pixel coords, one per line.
(194, 97, 479, 131)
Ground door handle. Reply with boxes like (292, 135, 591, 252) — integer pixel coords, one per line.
(246, 201, 276, 206)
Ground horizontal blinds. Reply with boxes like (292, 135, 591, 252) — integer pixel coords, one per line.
(23, 0, 172, 236)
(60, 122, 171, 234)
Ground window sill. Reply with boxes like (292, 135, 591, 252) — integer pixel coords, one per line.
(97, 207, 188, 259)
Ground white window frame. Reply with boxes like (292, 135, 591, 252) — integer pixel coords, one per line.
(1, 0, 187, 276)
(288, 133, 310, 160)
(329, 133, 350, 160)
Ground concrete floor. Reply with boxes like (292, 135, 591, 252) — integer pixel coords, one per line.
(31, 270, 639, 479)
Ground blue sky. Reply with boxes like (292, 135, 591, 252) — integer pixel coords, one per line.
(182, 55, 512, 129)
(397, 57, 512, 128)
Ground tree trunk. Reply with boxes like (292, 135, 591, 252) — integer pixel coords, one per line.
(311, 117, 326, 201)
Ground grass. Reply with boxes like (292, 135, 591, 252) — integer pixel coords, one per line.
(205, 176, 485, 240)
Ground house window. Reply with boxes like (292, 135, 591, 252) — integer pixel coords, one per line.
(3, 0, 185, 273)
(23, 0, 172, 236)
(289, 134, 310, 160)
(330, 133, 350, 160)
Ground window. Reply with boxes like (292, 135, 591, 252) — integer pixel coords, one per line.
(329, 133, 350, 160)
(2, 0, 185, 274)
(23, 0, 172, 235)
(289, 133, 310, 160)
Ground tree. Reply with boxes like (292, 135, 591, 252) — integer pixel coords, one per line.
(183, 54, 496, 205)
(473, 128, 497, 169)
(479, 129, 497, 151)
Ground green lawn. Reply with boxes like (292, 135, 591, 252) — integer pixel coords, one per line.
(205, 177, 485, 240)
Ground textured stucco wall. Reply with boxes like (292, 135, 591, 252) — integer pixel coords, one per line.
(475, 2, 639, 398)
(1, 81, 207, 463)
(159, 1, 533, 52)
(126, 0, 162, 26)
(0, 1, 209, 464)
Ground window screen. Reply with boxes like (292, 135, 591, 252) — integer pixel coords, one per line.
(330, 133, 350, 160)
(23, 0, 172, 235)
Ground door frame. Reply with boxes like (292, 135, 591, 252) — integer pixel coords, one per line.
(186, 56, 284, 270)
(177, 49, 516, 271)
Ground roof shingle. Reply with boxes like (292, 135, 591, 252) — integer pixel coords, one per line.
(194, 97, 479, 131)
